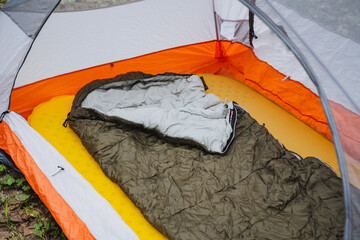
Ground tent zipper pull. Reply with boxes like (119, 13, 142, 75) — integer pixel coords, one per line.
(50, 166, 65, 177)
(281, 75, 290, 81)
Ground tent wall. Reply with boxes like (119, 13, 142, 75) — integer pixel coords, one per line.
(240, 1, 360, 238)
(0, 11, 32, 114)
(0, 0, 60, 115)
(8, 0, 359, 164)
(213, 0, 360, 181)
(254, 1, 360, 116)
(213, 0, 251, 46)
(215, 0, 249, 20)
(15, 0, 216, 88)
(253, 7, 360, 165)
(10, 40, 330, 148)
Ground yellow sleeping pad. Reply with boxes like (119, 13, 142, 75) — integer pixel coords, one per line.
(204, 74, 339, 174)
(28, 99, 167, 240)
(28, 74, 339, 239)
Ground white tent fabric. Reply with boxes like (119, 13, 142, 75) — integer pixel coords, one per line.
(254, 1, 360, 115)
(213, 0, 311, 91)
(0, 11, 31, 114)
(3, 112, 139, 240)
(253, 15, 314, 93)
(15, 0, 216, 87)
(215, 0, 248, 21)
(212, 0, 312, 89)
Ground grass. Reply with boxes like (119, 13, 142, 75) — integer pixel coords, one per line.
(0, 0, 7, 7)
(0, 163, 66, 240)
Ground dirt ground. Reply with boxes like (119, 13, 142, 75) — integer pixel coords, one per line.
(0, 164, 66, 240)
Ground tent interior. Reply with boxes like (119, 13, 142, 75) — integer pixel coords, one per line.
(0, 0, 359, 239)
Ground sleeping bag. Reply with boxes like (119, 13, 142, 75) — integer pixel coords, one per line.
(67, 72, 344, 239)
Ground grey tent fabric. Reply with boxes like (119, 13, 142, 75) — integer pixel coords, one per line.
(273, 0, 360, 44)
(0, 0, 60, 117)
(259, 1, 360, 115)
(1, 0, 60, 39)
(1, 0, 28, 8)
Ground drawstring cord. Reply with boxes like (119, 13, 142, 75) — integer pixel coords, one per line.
(50, 166, 64, 177)
(62, 112, 71, 127)
(0, 111, 10, 123)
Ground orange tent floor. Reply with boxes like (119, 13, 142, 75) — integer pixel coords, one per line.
(28, 73, 339, 239)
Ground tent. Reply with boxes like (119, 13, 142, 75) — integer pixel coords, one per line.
(0, 0, 359, 239)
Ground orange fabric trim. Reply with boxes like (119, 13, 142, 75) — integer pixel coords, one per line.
(9, 40, 360, 160)
(10, 40, 220, 118)
(0, 121, 96, 240)
(223, 42, 331, 138)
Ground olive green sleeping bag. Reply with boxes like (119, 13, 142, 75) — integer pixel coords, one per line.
(68, 72, 344, 239)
